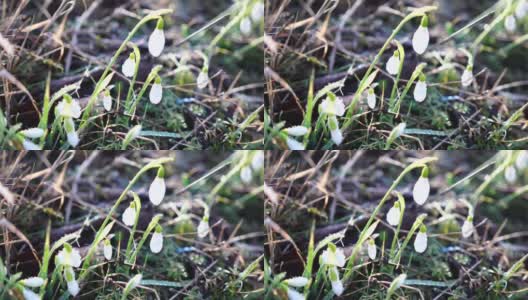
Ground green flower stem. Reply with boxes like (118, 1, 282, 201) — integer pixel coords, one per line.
(390, 63, 426, 116)
(127, 214, 162, 265)
(471, 0, 513, 53)
(125, 65, 163, 117)
(390, 214, 426, 267)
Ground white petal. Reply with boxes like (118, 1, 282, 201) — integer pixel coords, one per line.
(515, 151, 528, 169)
(70, 100, 82, 119)
(122, 207, 137, 227)
(413, 81, 427, 103)
(505, 15, 516, 33)
(148, 29, 165, 57)
(320, 247, 345, 267)
(331, 279, 344, 296)
(367, 93, 376, 109)
(412, 26, 429, 55)
(461, 69, 473, 87)
(251, 151, 264, 171)
(334, 98, 345, 116)
(67, 279, 80, 296)
(149, 232, 164, 253)
(197, 219, 209, 238)
(149, 176, 166, 206)
(149, 83, 163, 104)
(20, 128, 44, 138)
(22, 139, 41, 150)
(386, 56, 400, 75)
(462, 220, 474, 238)
(22, 277, 45, 287)
(251, 2, 264, 22)
(330, 128, 343, 146)
(286, 137, 305, 150)
(285, 277, 309, 287)
(413, 177, 430, 205)
(386, 206, 400, 226)
(240, 166, 253, 183)
(395, 123, 406, 137)
(284, 126, 309, 136)
(334, 248, 346, 267)
(67, 130, 79, 148)
(287, 288, 305, 300)
(122, 58, 136, 78)
(128, 274, 142, 290)
(414, 232, 428, 253)
(70, 248, 82, 268)
(22, 288, 41, 300)
(103, 244, 113, 261)
(505, 166, 517, 183)
(197, 71, 209, 89)
(515, 1, 528, 19)
(240, 17, 252, 36)
(102, 95, 112, 111)
(367, 243, 377, 260)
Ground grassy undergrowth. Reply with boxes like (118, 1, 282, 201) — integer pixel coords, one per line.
(264, 150, 528, 299)
(0, 151, 264, 299)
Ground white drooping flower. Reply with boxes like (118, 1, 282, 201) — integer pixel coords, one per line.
(413, 170, 430, 205)
(240, 17, 252, 36)
(515, 0, 528, 19)
(125, 274, 143, 292)
(20, 128, 44, 139)
(148, 18, 165, 57)
(22, 288, 41, 300)
(367, 238, 377, 260)
(328, 266, 344, 296)
(412, 16, 430, 55)
(284, 126, 309, 136)
(367, 88, 376, 109)
(56, 244, 82, 268)
(240, 166, 253, 183)
(505, 165, 517, 183)
(149, 167, 166, 206)
(286, 288, 305, 300)
(462, 216, 474, 238)
(101, 90, 112, 111)
(285, 277, 309, 287)
(251, 151, 264, 171)
(386, 51, 400, 75)
(413, 78, 427, 103)
(64, 267, 79, 296)
(286, 137, 305, 150)
(22, 139, 42, 150)
(150, 225, 164, 254)
(320, 244, 346, 267)
(122, 203, 137, 227)
(197, 69, 209, 89)
(251, 2, 265, 22)
(320, 95, 345, 116)
(328, 115, 343, 146)
(149, 77, 163, 104)
(414, 225, 428, 253)
(122, 52, 136, 78)
(21, 277, 45, 288)
(515, 151, 528, 169)
(461, 65, 474, 87)
(197, 215, 210, 238)
(386, 203, 401, 226)
(103, 239, 112, 261)
(56, 95, 81, 119)
(505, 15, 517, 32)
(64, 117, 79, 148)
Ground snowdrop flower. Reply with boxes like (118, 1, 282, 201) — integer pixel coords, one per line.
(122, 202, 137, 227)
(251, 151, 264, 171)
(22, 139, 41, 150)
(386, 50, 400, 75)
(197, 215, 210, 238)
(413, 167, 430, 205)
(515, 151, 528, 169)
(149, 167, 166, 206)
(122, 52, 136, 78)
(515, 0, 528, 19)
(286, 137, 305, 150)
(22, 288, 41, 300)
(413, 74, 427, 103)
(412, 15, 430, 55)
(150, 225, 164, 254)
(197, 68, 209, 89)
(123, 274, 142, 296)
(320, 243, 345, 267)
(149, 76, 163, 104)
(320, 94, 345, 116)
(56, 243, 82, 268)
(461, 65, 473, 87)
(462, 215, 474, 238)
(328, 266, 344, 296)
(386, 202, 401, 226)
(284, 277, 309, 287)
(328, 115, 343, 146)
(505, 165, 517, 183)
(20, 128, 44, 139)
(101, 89, 112, 111)
(64, 267, 79, 296)
(367, 238, 377, 260)
(251, 2, 265, 22)
(21, 277, 45, 288)
(240, 166, 253, 183)
(103, 239, 112, 261)
(414, 225, 428, 253)
(505, 15, 516, 33)
(286, 288, 305, 300)
(64, 117, 79, 147)
(367, 87, 376, 109)
(240, 17, 252, 36)
(56, 95, 81, 119)
(283, 126, 309, 136)
(148, 18, 165, 57)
